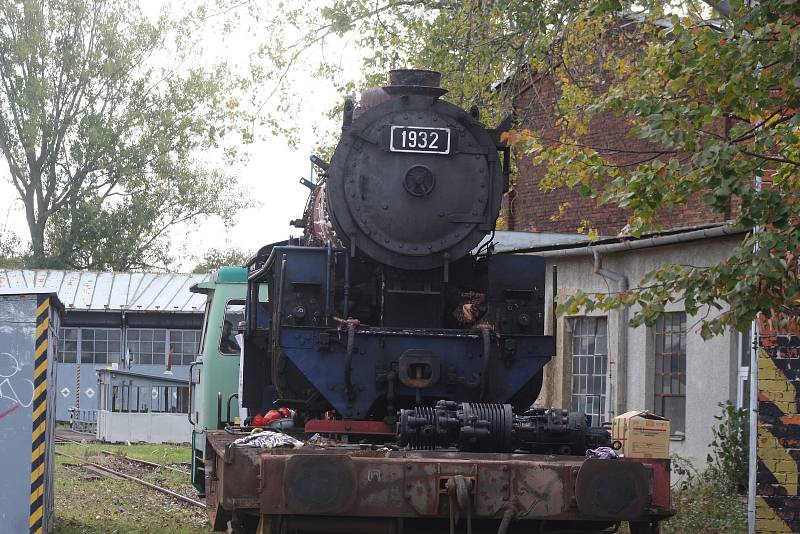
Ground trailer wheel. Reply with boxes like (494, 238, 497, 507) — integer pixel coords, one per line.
(629, 520, 660, 534)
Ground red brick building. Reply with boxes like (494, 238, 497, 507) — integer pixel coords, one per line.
(505, 72, 734, 236)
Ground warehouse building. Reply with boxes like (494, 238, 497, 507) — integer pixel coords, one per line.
(0, 270, 208, 422)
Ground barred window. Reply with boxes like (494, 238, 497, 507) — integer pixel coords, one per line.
(58, 328, 120, 364)
(127, 328, 167, 365)
(653, 312, 687, 434)
(168, 329, 201, 366)
(570, 317, 608, 426)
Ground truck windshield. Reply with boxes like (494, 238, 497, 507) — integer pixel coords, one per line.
(220, 300, 245, 355)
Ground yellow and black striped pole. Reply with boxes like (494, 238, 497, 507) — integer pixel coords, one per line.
(30, 296, 49, 534)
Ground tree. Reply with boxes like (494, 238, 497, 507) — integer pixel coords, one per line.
(0, 0, 245, 270)
(514, 0, 800, 336)
(318, 0, 800, 336)
(192, 246, 251, 273)
(0, 216, 23, 268)
(212, 0, 799, 335)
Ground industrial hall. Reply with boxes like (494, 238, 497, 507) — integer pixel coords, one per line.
(0, 270, 208, 422)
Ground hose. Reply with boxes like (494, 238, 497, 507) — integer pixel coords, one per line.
(479, 325, 492, 400)
(343, 319, 359, 401)
(497, 508, 515, 534)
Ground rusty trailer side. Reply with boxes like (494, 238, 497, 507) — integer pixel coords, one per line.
(204, 431, 673, 534)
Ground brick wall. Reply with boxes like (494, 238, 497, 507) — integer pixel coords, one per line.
(508, 75, 733, 235)
(757, 333, 800, 533)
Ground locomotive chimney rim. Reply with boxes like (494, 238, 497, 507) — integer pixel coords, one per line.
(384, 69, 448, 98)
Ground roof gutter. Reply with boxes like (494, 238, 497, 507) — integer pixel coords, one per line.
(533, 224, 745, 258)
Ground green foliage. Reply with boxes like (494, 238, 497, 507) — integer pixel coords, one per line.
(0, 234, 24, 269)
(527, 0, 800, 336)
(192, 246, 251, 273)
(219, 0, 800, 336)
(316, 0, 586, 125)
(663, 456, 747, 534)
(707, 401, 749, 494)
(0, 0, 247, 271)
(0, 209, 23, 268)
(660, 403, 749, 533)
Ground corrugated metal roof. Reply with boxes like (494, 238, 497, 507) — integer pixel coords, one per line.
(0, 270, 210, 313)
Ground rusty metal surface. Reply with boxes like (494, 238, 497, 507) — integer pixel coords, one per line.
(574, 459, 649, 519)
(304, 419, 395, 435)
(205, 431, 673, 527)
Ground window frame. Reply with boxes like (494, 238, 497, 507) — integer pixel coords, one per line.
(568, 316, 609, 426)
(652, 312, 687, 436)
(127, 328, 202, 367)
(58, 327, 121, 365)
(168, 329, 202, 366)
(220, 299, 245, 356)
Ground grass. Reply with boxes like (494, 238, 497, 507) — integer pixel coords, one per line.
(62, 441, 192, 465)
(53, 440, 747, 533)
(54, 441, 209, 534)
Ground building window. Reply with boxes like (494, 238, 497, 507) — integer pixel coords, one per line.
(569, 317, 608, 426)
(127, 328, 167, 365)
(653, 312, 687, 434)
(60, 328, 79, 363)
(58, 327, 121, 364)
(128, 328, 201, 366)
(168, 329, 201, 366)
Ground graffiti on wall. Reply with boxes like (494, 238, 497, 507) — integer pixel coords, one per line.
(0, 352, 34, 412)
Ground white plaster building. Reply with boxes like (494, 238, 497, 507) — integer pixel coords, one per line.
(529, 224, 750, 468)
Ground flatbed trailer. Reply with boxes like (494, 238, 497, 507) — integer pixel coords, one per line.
(204, 430, 673, 534)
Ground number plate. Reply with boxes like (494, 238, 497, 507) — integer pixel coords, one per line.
(390, 126, 451, 154)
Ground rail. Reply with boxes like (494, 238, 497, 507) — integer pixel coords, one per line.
(55, 435, 190, 473)
(55, 450, 204, 508)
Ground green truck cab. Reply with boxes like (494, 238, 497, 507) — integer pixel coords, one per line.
(188, 266, 248, 493)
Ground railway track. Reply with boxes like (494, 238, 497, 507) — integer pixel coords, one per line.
(55, 438, 203, 509)
(55, 449, 205, 508)
(55, 435, 191, 473)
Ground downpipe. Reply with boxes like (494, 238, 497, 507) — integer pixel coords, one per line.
(593, 250, 629, 418)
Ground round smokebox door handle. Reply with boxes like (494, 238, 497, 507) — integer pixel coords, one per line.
(404, 165, 435, 197)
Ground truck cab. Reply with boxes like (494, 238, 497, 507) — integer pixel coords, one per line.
(188, 266, 248, 493)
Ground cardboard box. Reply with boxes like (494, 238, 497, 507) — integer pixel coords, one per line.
(612, 411, 671, 459)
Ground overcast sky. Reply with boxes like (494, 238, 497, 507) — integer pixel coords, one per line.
(0, 0, 365, 271)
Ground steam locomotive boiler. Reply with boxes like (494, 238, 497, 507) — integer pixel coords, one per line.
(244, 69, 553, 422)
(199, 70, 673, 534)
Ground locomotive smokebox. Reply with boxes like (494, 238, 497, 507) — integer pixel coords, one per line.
(325, 69, 506, 270)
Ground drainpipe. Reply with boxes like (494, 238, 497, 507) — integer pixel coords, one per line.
(747, 174, 763, 534)
(592, 249, 629, 418)
(747, 321, 758, 534)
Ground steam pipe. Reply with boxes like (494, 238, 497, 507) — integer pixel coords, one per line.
(592, 250, 629, 419)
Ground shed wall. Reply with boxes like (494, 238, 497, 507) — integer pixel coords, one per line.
(540, 235, 741, 468)
(97, 412, 191, 444)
